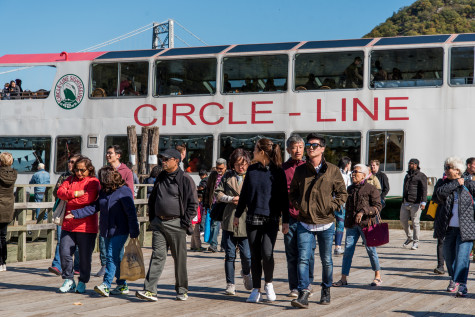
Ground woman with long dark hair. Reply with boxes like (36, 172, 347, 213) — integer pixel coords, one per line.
(234, 138, 289, 303)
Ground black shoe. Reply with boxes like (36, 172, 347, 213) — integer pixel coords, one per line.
(291, 290, 310, 309)
(434, 267, 445, 275)
(207, 246, 217, 253)
(95, 265, 106, 277)
(319, 287, 331, 305)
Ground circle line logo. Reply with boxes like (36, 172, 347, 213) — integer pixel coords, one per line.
(54, 74, 84, 110)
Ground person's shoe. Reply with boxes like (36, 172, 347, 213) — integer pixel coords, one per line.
(48, 266, 61, 276)
(334, 247, 344, 255)
(95, 265, 106, 277)
(225, 283, 236, 295)
(75, 281, 86, 293)
(110, 284, 129, 295)
(433, 267, 445, 275)
(288, 289, 299, 297)
(74, 270, 80, 275)
(219, 247, 225, 253)
(0, 264, 4, 272)
(176, 293, 188, 301)
(308, 285, 315, 297)
(136, 290, 158, 302)
(241, 270, 253, 290)
(319, 287, 331, 305)
(291, 290, 310, 309)
(456, 283, 468, 297)
(447, 280, 459, 292)
(411, 242, 419, 250)
(264, 283, 276, 301)
(59, 279, 76, 293)
(207, 246, 217, 253)
(246, 288, 261, 303)
(402, 238, 413, 248)
(94, 283, 110, 297)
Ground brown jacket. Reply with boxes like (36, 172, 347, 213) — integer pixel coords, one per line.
(0, 166, 18, 223)
(344, 181, 382, 228)
(289, 158, 348, 225)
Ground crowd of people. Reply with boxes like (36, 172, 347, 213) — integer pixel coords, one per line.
(0, 135, 474, 307)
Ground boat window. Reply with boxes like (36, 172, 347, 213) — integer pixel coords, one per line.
(370, 48, 443, 89)
(450, 47, 475, 85)
(294, 51, 364, 90)
(154, 58, 217, 96)
(294, 132, 361, 165)
(219, 134, 285, 162)
(0, 137, 51, 173)
(104, 135, 141, 166)
(368, 130, 404, 172)
(91, 62, 148, 97)
(222, 55, 288, 93)
(160, 135, 213, 172)
(0, 66, 56, 100)
(55, 136, 82, 174)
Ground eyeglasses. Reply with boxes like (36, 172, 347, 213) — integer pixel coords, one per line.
(74, 168, 87, 173)
(305, 143, 323, 150)
(351, 170, 364, 174)
(444, 165, 453, 170)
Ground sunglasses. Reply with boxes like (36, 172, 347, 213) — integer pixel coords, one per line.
(160, 156, 174, 162)
(68, 160, 76, 164)
(305, 143, 323, 150)
(351, 170, 364, 174)
(74, 168, 87, 173)
(444, 165, 453, 170)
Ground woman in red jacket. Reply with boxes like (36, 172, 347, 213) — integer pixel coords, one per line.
(56, 156, 100, 294)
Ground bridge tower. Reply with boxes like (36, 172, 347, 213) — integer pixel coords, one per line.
(152, 19, 174, 49)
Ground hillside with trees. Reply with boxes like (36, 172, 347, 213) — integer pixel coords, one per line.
(365, 0, 475, 37)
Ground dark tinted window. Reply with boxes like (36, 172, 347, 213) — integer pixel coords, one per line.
(450, 47, 475, 85)
(0, 137, 51, 173)
(368, 130, 404, 171)
(219, 134, 285, 164)
(159, 135, 213, 172)
(55, 136, 81, 173)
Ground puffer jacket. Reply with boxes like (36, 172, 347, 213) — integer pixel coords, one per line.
(0, 166, 18, 223)
(433, 179, 475, 242)
(344, 180, 382, 228)
(403, 169, 428, 204)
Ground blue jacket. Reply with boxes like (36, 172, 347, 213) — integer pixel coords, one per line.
(29, 169, 50, 193)
(71, 185, 140, 238)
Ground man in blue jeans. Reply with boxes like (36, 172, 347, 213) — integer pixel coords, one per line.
(29, 163, 50, 220)
(289, 133, 348, 309)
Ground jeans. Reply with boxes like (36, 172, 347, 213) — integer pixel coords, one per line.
(341, 226, 381, 276)
(399, 203, 422, 243)
(335, 206, 346, 246)
(35, 193, 46, 220)
(284, 217, 314, 290)
(297, 222, 334, 290)
(98, 235, 107, 266)
(443, 227, 473, 284)
(222, 230, 251, 284)
(0, 222, 8, 265)
(209, 218, 220, 249)
(51, 225, 79, 272)
(60, 230, 96, 283)
(103, 234, 128, 288)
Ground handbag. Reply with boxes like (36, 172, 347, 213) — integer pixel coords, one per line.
(209, 202, 226, 221)
(120, 238, 146, 281)
(426, 200, 438, 219)
(362, 213, 389, 247)
(52, 199, 67, 225)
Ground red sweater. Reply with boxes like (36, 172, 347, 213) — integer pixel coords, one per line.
(57, 176, 100, 233)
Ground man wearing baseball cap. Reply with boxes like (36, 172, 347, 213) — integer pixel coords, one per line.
(136, 148, 198, 302)
(400, 158, 427, 250)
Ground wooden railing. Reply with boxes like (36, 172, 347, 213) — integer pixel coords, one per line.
(7, 183, 152, 262)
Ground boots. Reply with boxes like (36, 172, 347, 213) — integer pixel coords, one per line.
(319, 286, 331, 305)
(291, 290, 310, 309)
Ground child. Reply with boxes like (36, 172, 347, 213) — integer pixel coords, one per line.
(191, 194, 204, 251)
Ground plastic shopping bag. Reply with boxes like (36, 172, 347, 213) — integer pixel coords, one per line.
(204, 209, 212, 243)
(120, 238, 145, 281)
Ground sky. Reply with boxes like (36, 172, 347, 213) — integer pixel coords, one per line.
(0, 0, 416, 89)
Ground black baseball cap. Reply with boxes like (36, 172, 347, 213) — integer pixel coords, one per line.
(160, 149, 181, 160)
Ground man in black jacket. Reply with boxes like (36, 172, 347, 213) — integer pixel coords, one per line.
(136, 149, 197, 302)
(370, 160, 390, 208)
(400, 158, 427, 250)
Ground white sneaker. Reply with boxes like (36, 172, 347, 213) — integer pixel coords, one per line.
(225, 283, 236, 295)
(246, 288, 261, 303)
(264, 283, 276, 302)
(0, 264, 4, 272)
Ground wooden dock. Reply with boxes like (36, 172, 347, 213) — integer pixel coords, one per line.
(0, 229, 473, 316)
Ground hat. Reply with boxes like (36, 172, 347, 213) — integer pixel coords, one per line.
(408, 158, 420, 167)
(160, 149, 181, 160)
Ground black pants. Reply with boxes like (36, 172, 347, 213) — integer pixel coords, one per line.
(437, 238, 445, 270)
(60, 230, 96, 283)
(246, 221, 279, 289)
(0, 222, 8, 265)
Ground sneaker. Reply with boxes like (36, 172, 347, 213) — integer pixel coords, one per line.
(433, 267, 445, 275)
(75, 281, 86, 293)
(207, 246, 217, 253)
(94, 283, 110, 297)
(95, 265, 106, 277)
(411, 242, 419, 250)
(447, 280, 459, 292)
(246, 288, 261, 303)
(456, 283, 468, 297)
(334, 247, 344, 255)
(0, 264, 6, 272)
(241, 270, 253, 290)
(135, 290, 158, 302)
(264, 283, 276, 302)
(225, 283, 236, 295)
(402, 238, 413, 248)
(59, 279, 76, 293)
(288, 289, 299, 297)
(110, 284, 129, 295)
(48, 266, 61, 276)
(176, 293, 188, 301)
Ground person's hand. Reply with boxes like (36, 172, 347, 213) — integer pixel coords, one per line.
(355, 212, 364, 224)
(64, 212, 74, 220)
(232, 196, 240, 205)
(457, 178, 465, 186)
(282, 223, 289, 234)
(233, 217, 239, 227)
(74, 190, 85, 198)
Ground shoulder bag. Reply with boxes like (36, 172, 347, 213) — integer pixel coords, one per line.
(362, 212, 389, 247)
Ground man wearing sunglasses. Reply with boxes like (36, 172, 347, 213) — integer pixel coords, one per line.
(289, 133, 348, 309)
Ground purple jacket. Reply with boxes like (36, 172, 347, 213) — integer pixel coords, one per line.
(282, 158, 306, 219)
